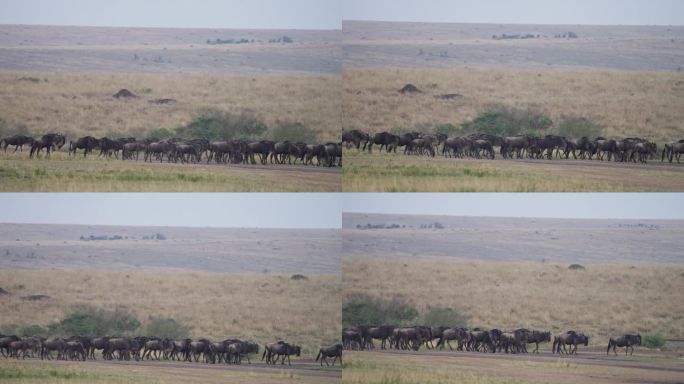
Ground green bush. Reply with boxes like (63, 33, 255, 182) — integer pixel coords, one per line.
(434, 123, 461, 136)
(343, 295, 418, 327)
(144, 318, 189, 339)
(642, 333, 666, 349)
(461, 104, 552, 136)
(553, 116, 603, 138)
(176, 110, 267, 140)
(271, 121, 318, 143)
(421, 307, 469, 328)
(18, 324, 47, 336)
(48, 306, 140, 336)
(147, 127, 175, 140)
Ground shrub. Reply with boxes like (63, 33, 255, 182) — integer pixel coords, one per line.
(568, 264, 586, 270)
(642, 333, 666, 349)
(144, 318, 189, 339)
(434, 123, 461, 136)
(18, 324, 47, 336)
(461, 104, 552, 136)
(421, 307, 469, 328)
(147, 127, 175, 140)
(271, 121, 318, 143)
(553, 116, 603, 138)
(343, 295, 418, 327)
(48, 306, 140, 337)
(176, 110, 267, 140)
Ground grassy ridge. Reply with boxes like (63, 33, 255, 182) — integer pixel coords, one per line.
(0, 269, 341, 354)
(342, 150, 684, 192)
(343, 258, 684, 341)
(0, 153, 340, 192)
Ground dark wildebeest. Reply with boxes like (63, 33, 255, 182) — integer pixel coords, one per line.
(500, 136, 530, 159)
(0, 335, 21, 357)
(468, 330, 496, 353)
(343, 129, 370, 150)
(316, 344, 342, 366)
(69, 136, 100, 157)
(594, 137, 617, 161)
(324, 142, 342, 167)
(30, 133, 66, 157)
(368, 132, 400, 153)
(64, 341, 87, 361)
(262, 341, 301, 365)
(145, 141, 175, 163)
(607, 334, 641, 356)
(40, 338, 65, 360)
(88, 336, 109, 360)
(342, 328, 364, 350)
(364, 325, 394, 350)
(662, 141, 684, 163)
(553, 331, 589, 355)
(525, 330, 551, 353)
(303, 144, 326, 165)
(189, 339, 214, 363)
(435, 328, 469, 351)
(169, 338, 192, 361)
(245, 140, 275, 164)
(122, 141, 147, 161)
(142, 338, 170, 360)
(1, 134, 34, 152)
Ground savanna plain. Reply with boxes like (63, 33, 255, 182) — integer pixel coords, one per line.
(342, 213, 684, 384)
(0, 25, 342, 191)
(342, 21, 684, 191)
(0, 224, 341, 383)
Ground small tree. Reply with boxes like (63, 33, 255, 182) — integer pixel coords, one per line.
(553, 116, 603, 138)
(343, 295, 418, 327)
(421, 307, 469, 328)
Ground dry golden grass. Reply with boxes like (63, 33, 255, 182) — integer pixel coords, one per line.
(0, 71, 340, 142)
(0, 269, 341, 354)
(343, 68, 684, 142)
(343, 258, 684, 340)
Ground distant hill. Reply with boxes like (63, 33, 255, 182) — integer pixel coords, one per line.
(343, 20, 684, 71)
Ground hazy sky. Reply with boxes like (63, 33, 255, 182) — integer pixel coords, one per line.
(343, 0, 684, 25)
(343, 193, 684, 220)
(0, 0, 342, 29)
(0, 193, 342, 228)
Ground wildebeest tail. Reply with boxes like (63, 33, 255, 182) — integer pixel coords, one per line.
(315, 350, 321, 362)
(607, 338, 614, 355)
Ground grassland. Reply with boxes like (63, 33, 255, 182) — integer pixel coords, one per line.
(0, 71, 340, 141)
(342, 150, 684, 192)
(343, 68, 684, 143)
(343, 258, 684, 340)
(0, 269, 341, 354)
(342, 351, 684, 384)
(0, 152, 340, 191)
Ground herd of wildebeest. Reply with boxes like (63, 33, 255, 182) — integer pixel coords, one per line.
(343, 325, 644, 356)
(0, 133, 342, 167)
(0, 334, 343, 367)
(0, 335, 342, 365)
(343, 129, 684, 163)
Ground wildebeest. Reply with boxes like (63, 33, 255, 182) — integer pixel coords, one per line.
(343, 129, 370, 150)
(607, 334, 641, 356)
(662, 141, 684, 163)
(69, 136, 100, 157)
(316, 344, 342, 366)
(364, 325, 394, 350)
(30, 133, 66, 157)
(368, 132, 400, 153)
(262, 341, 301, 365)
(342, 328, 364, 350)
(1, 134, 34, 152)
(553, 331, 589, 354)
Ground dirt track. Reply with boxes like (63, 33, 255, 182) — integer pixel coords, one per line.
(2, 357, 341, 384)
(346, 349, 684, 384)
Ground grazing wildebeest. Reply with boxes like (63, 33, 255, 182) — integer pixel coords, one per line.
(1, 134, 34, 152)
(607, 334, 641, 356)
(69, 136, 100, 157)
(262, 341, 301, 365)
(316, 344, 342, 366)
(30, 133, 66, 157)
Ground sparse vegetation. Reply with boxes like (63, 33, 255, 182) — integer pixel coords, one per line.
(0, 269, 340, 353)
(343, 258, 684, 340)
(144, 318, 190, 339)
(343, 295, 418, 327)
(271, 121, 319, 143)
(421, 307, 469, 328)
(642, 333, 666, 349)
